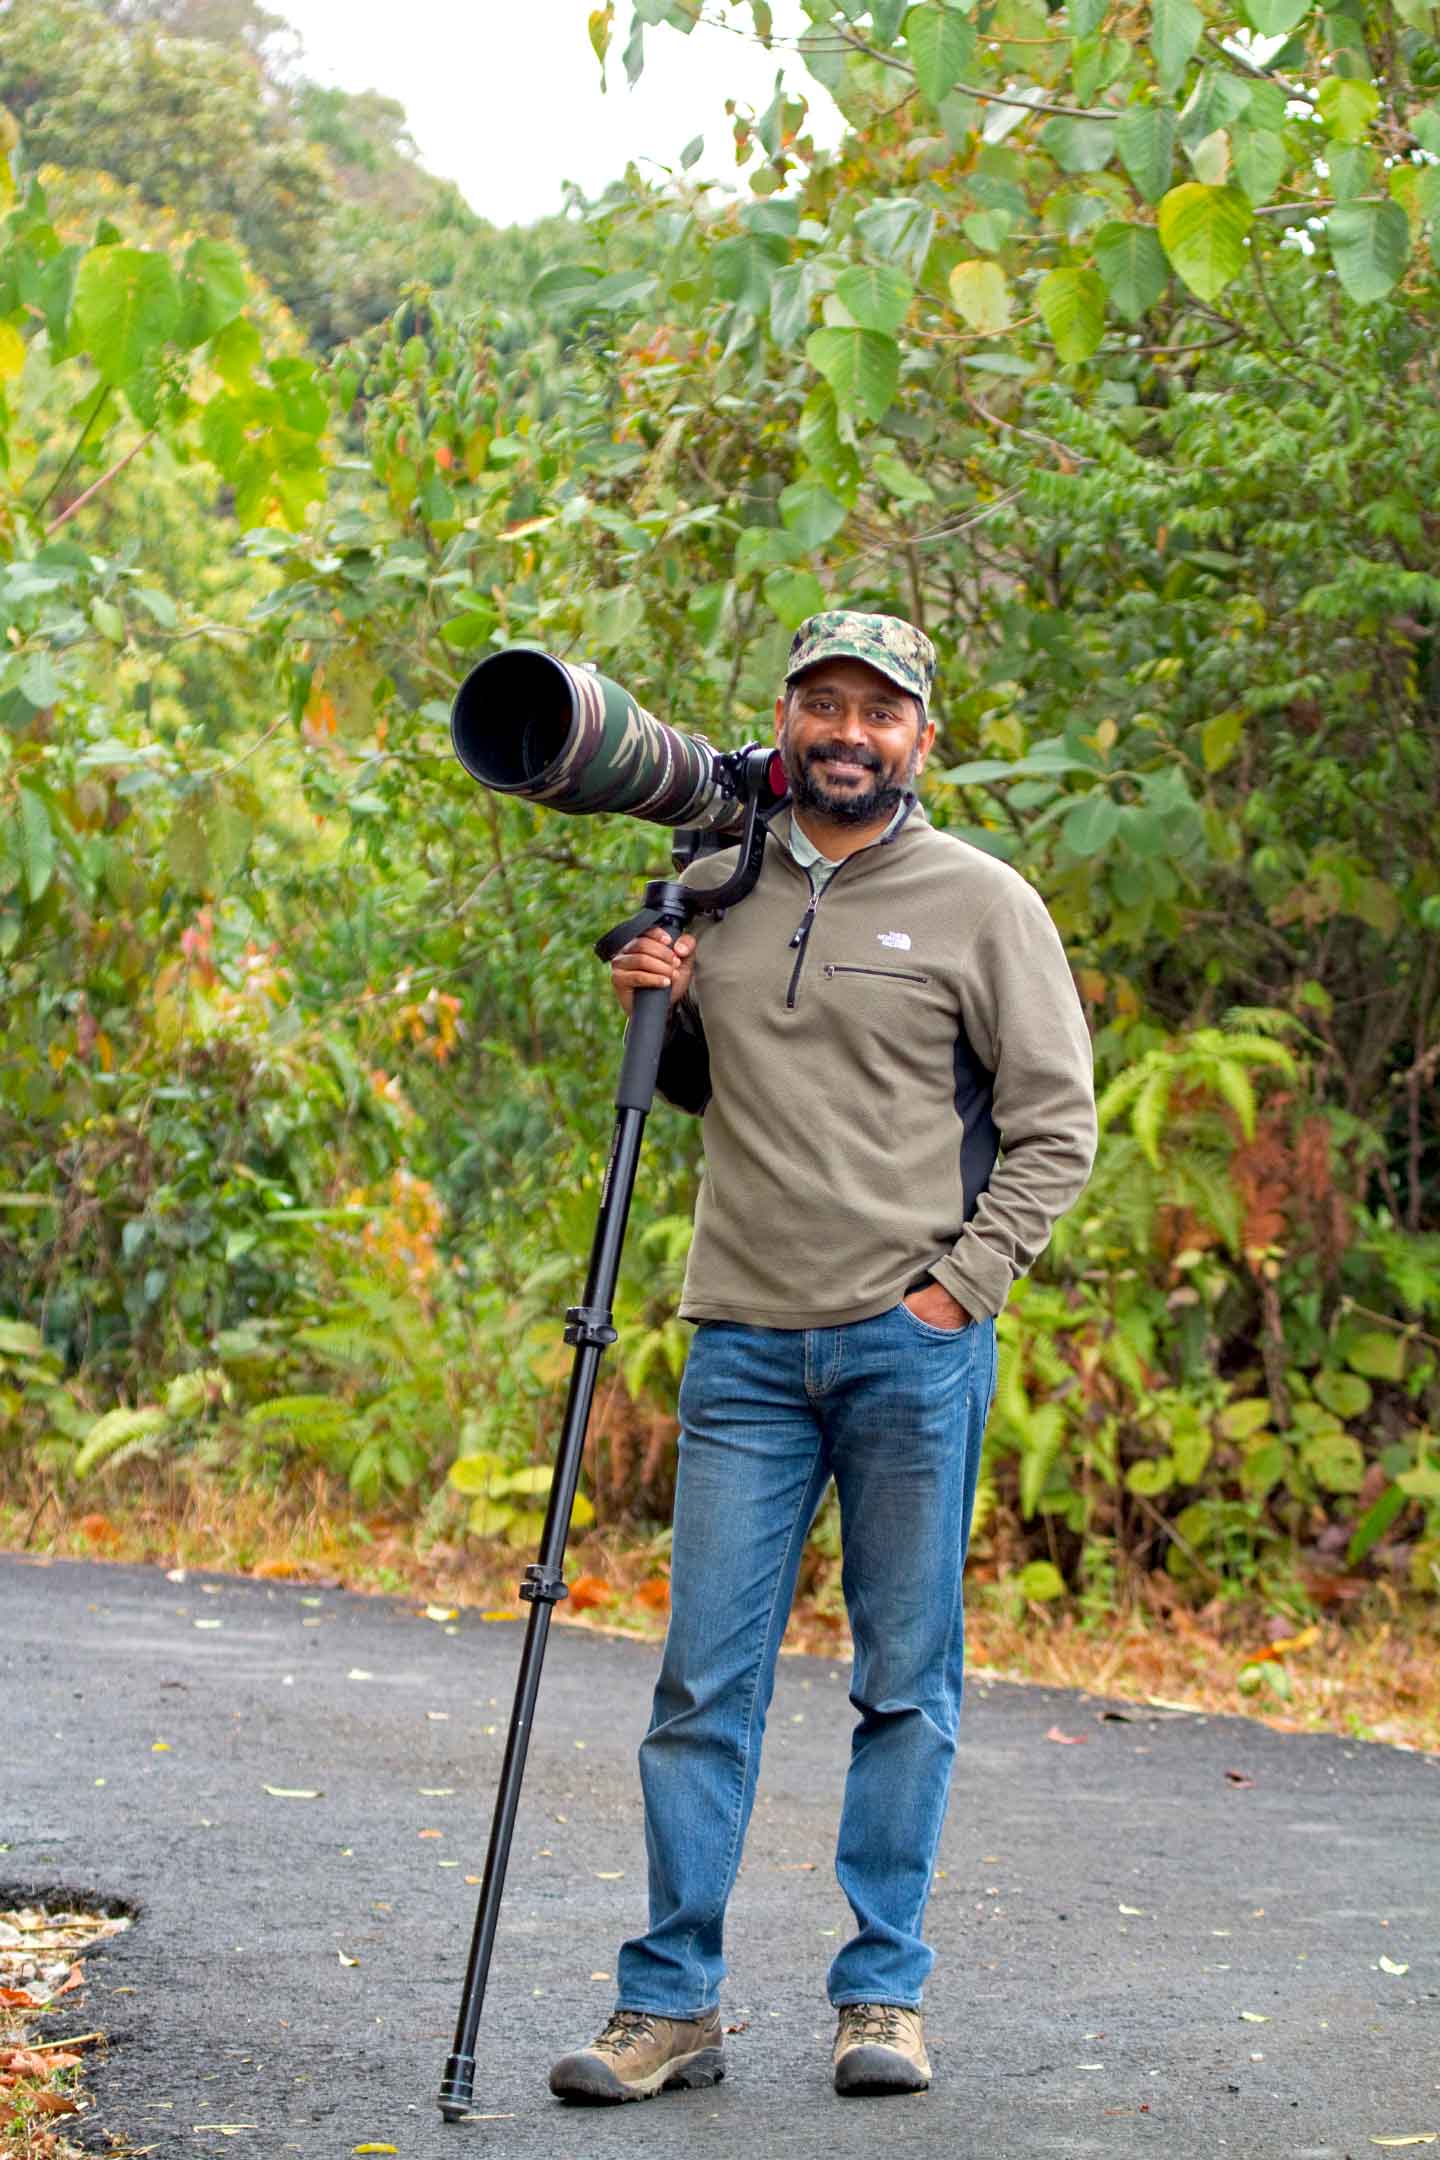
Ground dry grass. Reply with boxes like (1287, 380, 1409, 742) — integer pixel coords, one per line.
(3, 1464, 1438, 1757)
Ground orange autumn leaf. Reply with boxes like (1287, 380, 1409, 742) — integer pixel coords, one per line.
(569, 1574, 611, 1612)
(634, 1577, 671, 1613)
(79, 1513, 119, 1546)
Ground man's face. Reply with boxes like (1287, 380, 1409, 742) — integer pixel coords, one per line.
(774, 656, 936, 826)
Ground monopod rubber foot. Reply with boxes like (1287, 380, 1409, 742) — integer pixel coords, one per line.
(438, 2053, 476, 2122)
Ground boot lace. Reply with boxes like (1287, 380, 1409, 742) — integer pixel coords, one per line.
(595, 2010, 660, 2057)
(843, 2003, 908, 2048)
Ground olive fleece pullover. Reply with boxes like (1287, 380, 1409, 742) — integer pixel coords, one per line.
(656, 800, 1097, 1329)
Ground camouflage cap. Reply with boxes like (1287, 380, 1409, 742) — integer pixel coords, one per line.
(785, 610, 937, 711)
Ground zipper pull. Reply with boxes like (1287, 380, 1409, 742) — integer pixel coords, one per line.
(789, 899, 816, 949)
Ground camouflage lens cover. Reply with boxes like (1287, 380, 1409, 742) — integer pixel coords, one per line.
(451, 649, 745, 832)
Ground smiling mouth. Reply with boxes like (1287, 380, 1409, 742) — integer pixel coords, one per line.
(812, 754, 875, 777)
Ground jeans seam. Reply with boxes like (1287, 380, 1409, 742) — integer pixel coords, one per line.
(691, 1435, 824, 1962)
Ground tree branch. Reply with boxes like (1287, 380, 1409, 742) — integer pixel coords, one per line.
(45, 429, 155, 537)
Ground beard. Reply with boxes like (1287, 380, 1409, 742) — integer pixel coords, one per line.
(781, 733, 919, 827)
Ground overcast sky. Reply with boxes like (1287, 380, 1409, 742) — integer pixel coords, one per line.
(272, 0, 844, 227)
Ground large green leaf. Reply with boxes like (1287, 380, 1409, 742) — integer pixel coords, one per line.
(833, 263, 913, 332)
(805, 325, 900, 423)
(1042, 116, 1117, 173)
(1115, 103, 1178, 203)
(1062, 789, 1121, 854)
(14, 788, 55, 902)
(1150, 0, 1202, 93)
(1036, 267, 1106, 361)
(713, 231, 788, 312)
(797, 385, 861, 502)
(1327, 200, 1411, 303)
(854, 197, 936, 277)
(1240, 0, 1309, 29)
(176, 237, 247, 349)
(1317, 76, 1380, 144)
(1231, 124, 1287, 205)
(779, 478, 848, 547)
(71, 245, 180, 390)
(1157, 182, 1252, 299)
(1095, 221, 1170, 319)
(769, 261, 813, 347)
(903, 2, 976, 103)
(763, 565, 826, 628)
(948, 258, 1013, 332)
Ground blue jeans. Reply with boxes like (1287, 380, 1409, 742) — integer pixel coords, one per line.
(615, 1302, 997, 2016)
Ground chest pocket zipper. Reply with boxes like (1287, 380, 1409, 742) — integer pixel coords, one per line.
(823, 963, 930, 986)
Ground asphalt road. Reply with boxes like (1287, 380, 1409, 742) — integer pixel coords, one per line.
(2, 1553, 1437, 2160)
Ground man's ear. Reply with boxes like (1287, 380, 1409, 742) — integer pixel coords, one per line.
(774, 692, 787, 746)
(913, 712, 937, 774)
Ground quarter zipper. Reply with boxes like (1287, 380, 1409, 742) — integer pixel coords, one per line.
(785, 873, 819, 1009)
(782, 841, 888, 1010)
(823, 963, 930, 986)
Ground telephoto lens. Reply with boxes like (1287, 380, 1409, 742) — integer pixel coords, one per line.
(450, 647, 748, 833)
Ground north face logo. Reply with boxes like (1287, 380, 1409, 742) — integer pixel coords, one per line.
(877, 931, 912, 951)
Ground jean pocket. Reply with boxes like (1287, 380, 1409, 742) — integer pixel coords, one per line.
(895, 1299, 975, 1344)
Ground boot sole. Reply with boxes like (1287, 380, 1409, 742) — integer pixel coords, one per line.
(833, 2045, 930, 2097)
(550, 2048, 725, 2105)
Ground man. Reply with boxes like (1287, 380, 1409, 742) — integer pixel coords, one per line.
(549, 611, 1097, 2105)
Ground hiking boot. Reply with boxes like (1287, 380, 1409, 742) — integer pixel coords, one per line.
(549, 2006, 724, 2104)
(832, 2002, 931, 2095)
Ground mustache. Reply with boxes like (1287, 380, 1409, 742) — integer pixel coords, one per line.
(804, 741, 882, 773)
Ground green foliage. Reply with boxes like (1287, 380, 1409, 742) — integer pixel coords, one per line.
(2, 0, 1439, 1612)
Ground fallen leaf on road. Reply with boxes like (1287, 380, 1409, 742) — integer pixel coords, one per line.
(589, 1971, 611, 1980)
(418, 1829, 443, 1839)
(1225, 1769, 1255, 1786)
(778, 1862, 817, 1872)
(1240, 2012, 1269, 2023)
(418, 1788, 454, 1798)
(347, 1669, 374, 1681)
(192, 2126, 258, 2136)
(1118, 1905, 1145, 1916)
(337, 1951, 359, 1968)
(263, 1787, 322, 1801)
(426, 1711, 449, 1721)
(1369, 2139, 1438, 2149)
(464, 1875, 480, 1884)
(595, 1872, 624, 1881)
(152, 1741, 171, 1753)
(193, 1619, 223, 1630)
(1379, 1957, 1410, 1975)
(482, 1610, 516, 1623)
(352, 2142, 397, 2152)
(424, 1605, 457, 1623)
(1044, 1727, 1088, 1745)
(634, 1577, 670, 1612)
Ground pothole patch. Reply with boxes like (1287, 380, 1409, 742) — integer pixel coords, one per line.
(1, 1892, 134, 2156)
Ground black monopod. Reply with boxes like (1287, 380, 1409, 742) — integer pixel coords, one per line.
(438, 647, 786, 2122)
